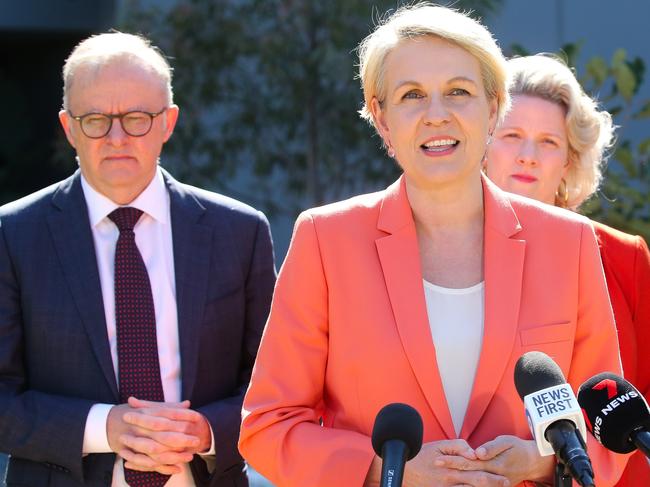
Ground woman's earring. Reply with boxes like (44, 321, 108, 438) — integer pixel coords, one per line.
(556, 178, 569, 206)
(387, 146, 396, 158)
(487, 132, 493, 145)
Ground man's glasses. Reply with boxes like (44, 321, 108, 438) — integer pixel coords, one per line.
(68, 108, 167, 139)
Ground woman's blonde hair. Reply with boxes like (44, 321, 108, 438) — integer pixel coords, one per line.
(507, 55, 615, 208)
(357, 2, 510, 128)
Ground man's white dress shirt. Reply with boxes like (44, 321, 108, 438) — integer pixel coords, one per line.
(80, 168, 212, 486)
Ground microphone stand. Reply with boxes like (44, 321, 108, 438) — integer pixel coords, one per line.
(554, 462, 573, 487)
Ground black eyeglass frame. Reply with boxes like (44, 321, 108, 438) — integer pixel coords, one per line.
(68, 108, 168, 139)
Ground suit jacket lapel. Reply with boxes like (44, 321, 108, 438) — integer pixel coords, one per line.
(47, 171, 119, 399)
(460, 176, 525, 439)
(164, 171, 212, 400)
(376, 177, 456, 439)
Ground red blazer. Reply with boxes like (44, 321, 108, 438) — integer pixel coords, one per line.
(240, 177, 627, 486)
(593, 221, 650, 487)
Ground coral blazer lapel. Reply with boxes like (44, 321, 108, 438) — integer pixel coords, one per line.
(460, 176, 525, 439)
(375, 177, 456, 439)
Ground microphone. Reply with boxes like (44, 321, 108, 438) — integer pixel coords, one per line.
(514, 351, 595, 487)
(371, 403, 423, 487)
(577, 372, 650, 458)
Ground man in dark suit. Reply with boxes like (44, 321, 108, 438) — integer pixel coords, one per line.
(0, 32, 275, 487)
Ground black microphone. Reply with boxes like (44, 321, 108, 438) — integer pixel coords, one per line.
(514, 351, 595, 487)
(371, 403, 423, 487)
(577, 372, 650, 458)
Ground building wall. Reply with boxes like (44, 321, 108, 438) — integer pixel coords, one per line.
(0, 0, 117, 31)
(486, 0, 649, 144)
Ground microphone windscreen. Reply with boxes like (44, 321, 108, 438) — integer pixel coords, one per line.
(371, 403, 423, 460)
(577, 372, 650, 453)
(514, 351, 566, 400)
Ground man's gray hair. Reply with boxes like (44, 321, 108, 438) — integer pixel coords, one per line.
(62, 32, 174, 109)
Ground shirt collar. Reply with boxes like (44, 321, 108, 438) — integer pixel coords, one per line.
(81, 168, 170, 227)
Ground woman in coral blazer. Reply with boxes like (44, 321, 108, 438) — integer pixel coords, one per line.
(240, 6, 626, 486)
(485, 55, 650, 486)
(595, 224, 650, 487)
(594, 221, 650, 402)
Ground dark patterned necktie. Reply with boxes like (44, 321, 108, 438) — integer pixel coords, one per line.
(109, 207, 170, 487)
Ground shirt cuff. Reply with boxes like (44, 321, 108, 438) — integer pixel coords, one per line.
(82, 403, 114, 454)
(199, 422, 216, 456)
(196, 422, 216, 473)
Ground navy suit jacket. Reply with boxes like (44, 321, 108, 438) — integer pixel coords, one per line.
(0, 169, 276, 487)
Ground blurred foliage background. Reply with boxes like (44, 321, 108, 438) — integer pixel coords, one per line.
(117, 0, 649, 243)
(116, 0, 505, 219)
(577, 48, 650, 238)
(124, 0, 399, 216)
(2, 0, 649, 246)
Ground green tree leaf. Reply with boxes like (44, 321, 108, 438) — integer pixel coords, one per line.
(585, 56, 608, 87)
(611, 48, 627, 67)
(638, 138, 650, 155)
(613, 62, 637, 102)
(614, 143, 636, 177)
(509, 43, 529, 57)
(560, 41, 583, 67)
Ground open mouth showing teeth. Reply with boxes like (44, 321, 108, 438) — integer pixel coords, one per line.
(421, 139, 459, 152)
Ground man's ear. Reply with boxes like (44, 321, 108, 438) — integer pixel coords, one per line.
(58, 110, 77, 149)
(162, 105, 180, 143)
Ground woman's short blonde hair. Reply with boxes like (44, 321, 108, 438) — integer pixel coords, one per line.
(62, 32, 174, 110)
(507, 55, 615, 208)
(357, 2, 510, 127)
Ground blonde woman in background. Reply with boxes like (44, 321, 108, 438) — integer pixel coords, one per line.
(240, 6, 627, 486)
(485, 54, 650, 487)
